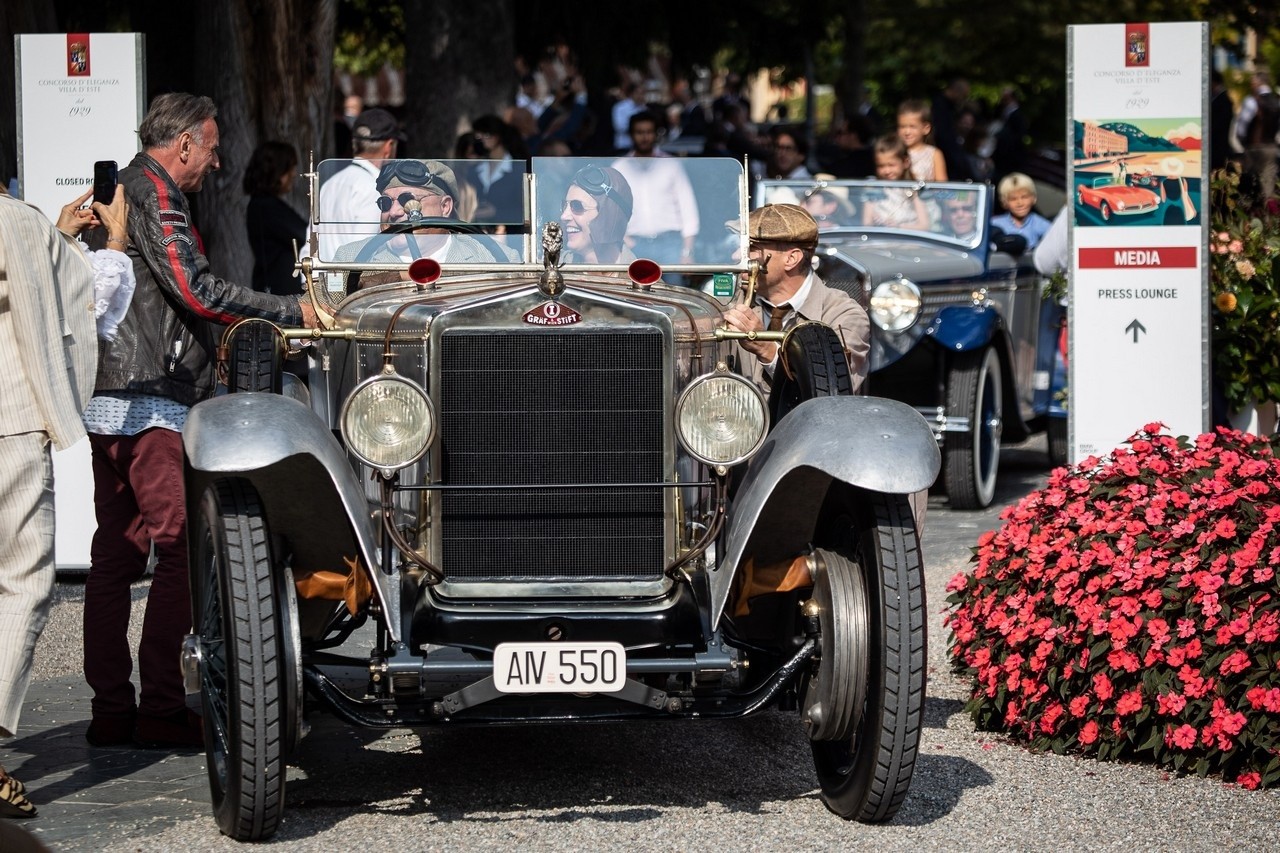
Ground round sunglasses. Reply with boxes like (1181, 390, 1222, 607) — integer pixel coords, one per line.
(376, 191, 439, 212)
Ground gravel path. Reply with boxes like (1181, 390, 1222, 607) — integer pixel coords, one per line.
(27, 440, 1279, 851)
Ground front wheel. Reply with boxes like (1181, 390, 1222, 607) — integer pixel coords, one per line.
(807, 491, 926, 822)
(943, 346, 1002, 509)
(193, 479, 291, 840)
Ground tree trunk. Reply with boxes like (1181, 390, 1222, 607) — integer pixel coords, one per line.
(0, 0, 58, 188)
(401, 0, 516, 160)
(834, 0, 867, 128)
(193, 0, 337, 285)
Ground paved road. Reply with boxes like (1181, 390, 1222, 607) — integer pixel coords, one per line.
(6, 436, 1277, 851)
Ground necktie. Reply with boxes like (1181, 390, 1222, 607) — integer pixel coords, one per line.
(766, 304, 789, 332)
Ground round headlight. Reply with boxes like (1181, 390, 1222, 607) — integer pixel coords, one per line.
(340, 371, 435, 473)
(869, 278, 922, 333)
(676, 372, 768, 466)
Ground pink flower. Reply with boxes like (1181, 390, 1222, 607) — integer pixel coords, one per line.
(1169, 724, 1197, 750)
(1237, 772, 1262, 790)
(1115, 689, 1143, 716)
(1079, 720, 1100, 745)
(1157, 692, 1187, 716)
(1093, 672, 1114, 702)
(1220, 650, 1252, 676)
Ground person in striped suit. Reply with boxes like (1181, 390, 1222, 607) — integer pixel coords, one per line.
(0, 185, 126, 818)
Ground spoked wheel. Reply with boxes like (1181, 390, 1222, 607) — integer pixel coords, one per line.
(943, 346, 1002, 509)
(193, 478, 294, 840)
(807, 491, 926, 823)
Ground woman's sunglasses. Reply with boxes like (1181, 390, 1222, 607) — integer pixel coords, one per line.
(561, 198, 598, 215)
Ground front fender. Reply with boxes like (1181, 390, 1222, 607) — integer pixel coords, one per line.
(925, 304, 999, 352)
(183, 393, 391, 635)
(710, 396, 940, 628)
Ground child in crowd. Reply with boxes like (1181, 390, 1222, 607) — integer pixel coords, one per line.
(864, 134, 929, 229)
(990, 172, 1052, 249)
(897, 99, 947, 181)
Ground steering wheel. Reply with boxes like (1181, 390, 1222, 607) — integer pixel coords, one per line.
(350, 217, 512, 267)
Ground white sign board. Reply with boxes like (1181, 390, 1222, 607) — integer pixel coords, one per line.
(1067, 22, 1209, 462)
(16, 32, 146, 568)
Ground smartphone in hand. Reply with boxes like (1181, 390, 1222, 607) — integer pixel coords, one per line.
(93, 160, 118, 206)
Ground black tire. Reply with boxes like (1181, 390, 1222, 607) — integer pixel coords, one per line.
(193, 479, 289, 840)
(809, 491, 926, 822)
(944, 346, 1002, 509)
(768, 323, 853, 425)
(228, 324, 282, 394)
(1048, 417, 1069, 467)
(1099, 201, 1112, 221)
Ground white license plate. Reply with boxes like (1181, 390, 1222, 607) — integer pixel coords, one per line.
(493, 642, 627, 694)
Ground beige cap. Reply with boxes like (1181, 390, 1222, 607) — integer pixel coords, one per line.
(748, 203, 819, 248)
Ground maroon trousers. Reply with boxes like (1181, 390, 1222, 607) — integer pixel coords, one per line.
(83, 428, 191, 720)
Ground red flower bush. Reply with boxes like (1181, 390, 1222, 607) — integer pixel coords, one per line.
(945, 424, 1280, 787)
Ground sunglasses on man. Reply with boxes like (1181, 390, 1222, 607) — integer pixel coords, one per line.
(376, 192, 439, 212)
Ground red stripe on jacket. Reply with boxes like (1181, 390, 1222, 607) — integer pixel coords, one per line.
(146, 168, 239, 325)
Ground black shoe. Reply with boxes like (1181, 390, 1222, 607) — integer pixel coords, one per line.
(85, 711, 136, 747)
(133, 709, 204, 749)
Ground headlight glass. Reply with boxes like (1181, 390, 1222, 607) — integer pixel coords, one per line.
(340, 372, 435, 472)
(676, 372, 767, 466)
(869, 279, 921, 333)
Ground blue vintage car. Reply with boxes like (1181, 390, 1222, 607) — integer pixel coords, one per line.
(757, 178, 1068, 509)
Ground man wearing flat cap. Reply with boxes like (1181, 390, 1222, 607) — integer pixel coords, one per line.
(723, 203, 870, 395)
(303, 107, 403, 261)
(333, 159, 516, 277)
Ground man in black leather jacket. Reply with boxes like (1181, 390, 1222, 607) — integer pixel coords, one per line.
(82, 93, 317, 749)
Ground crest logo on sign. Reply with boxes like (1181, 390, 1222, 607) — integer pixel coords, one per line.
(1125, 23, 1149, 67)
(67, 33, 90, 76)
(523, 301, 582, 326)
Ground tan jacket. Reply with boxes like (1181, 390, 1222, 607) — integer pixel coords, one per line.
(0, 195, 96, 449)
(737, 274, 870, 395)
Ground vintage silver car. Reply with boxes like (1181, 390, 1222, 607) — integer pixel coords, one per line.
(182, 157, 940, 840)
(757, 178, 1068, 509)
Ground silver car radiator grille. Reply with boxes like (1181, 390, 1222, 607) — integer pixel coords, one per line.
(437, 329, 666, 583)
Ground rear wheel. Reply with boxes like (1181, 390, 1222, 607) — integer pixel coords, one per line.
(944, 347, 1002, 509)
(806, 491, 926, 822)
(768, 323, 853, 425)
(193, 479, 290, 840)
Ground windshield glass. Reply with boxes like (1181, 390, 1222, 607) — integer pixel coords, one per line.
(307, 156, 749, 271)
(530, 156, 746, 269)
(308, 158, 528, 264)
(755, 178, 991, 251)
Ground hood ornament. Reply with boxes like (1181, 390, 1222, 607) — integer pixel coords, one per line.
(538, 221, 565, 297)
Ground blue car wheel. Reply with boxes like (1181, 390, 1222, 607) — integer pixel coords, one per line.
(944, 346, 1002, 509)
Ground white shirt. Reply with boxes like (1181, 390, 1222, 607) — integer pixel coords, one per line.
(1033, 207, 1070, 276)
(610, 154, 700, 240)
(301, 158, 381, 261)
(612, 98, 644, 150)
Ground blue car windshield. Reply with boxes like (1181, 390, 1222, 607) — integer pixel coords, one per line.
(755, 178, 991, 252)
